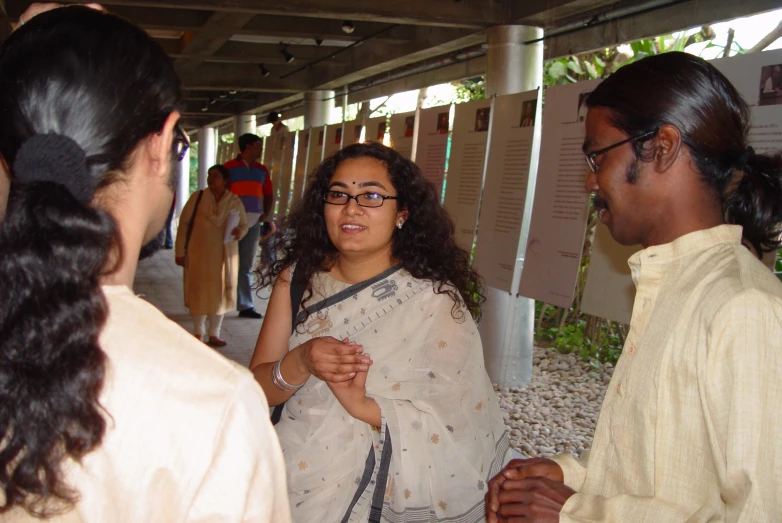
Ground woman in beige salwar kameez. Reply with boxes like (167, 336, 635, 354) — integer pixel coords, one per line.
(250, 143, 511, 522)
(176, 165, 247, 346)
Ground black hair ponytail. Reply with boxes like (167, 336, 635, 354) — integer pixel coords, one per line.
(725, 150, 782, 256)
(0, 181, 117, 515)
(0, 5, 181, 515)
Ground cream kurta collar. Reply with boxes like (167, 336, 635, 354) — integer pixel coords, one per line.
(629, 225, 742, 269)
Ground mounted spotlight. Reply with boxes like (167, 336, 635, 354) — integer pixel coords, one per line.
(342, 20, 355, 34)
(201, 102, 208, 112)
(219, 92, 228, 99)
(228, 90, 237, 95)
(314, 38, 324, 46)
(280, 46, 294, 64)
(208, 97, 216, 105)
(258, 63, 270, 77)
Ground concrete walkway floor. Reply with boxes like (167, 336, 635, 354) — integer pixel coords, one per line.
(133, 248, 270, 368)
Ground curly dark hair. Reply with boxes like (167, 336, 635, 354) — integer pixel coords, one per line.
(256, 142, 484, 324)
(0, 6, 181, 516)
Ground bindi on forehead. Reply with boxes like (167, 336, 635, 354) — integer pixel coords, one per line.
(352, 181, 356, 185)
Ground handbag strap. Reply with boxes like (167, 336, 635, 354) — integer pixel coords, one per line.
(271, 263, 307, 426)
(289, 263, 308, 335)
(183, 190, 204, 255)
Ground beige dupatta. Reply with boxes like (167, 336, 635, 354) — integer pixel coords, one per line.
(276, 267, 510, 522)
(176, 190, 247, 315)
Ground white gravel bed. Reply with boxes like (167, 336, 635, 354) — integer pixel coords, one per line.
(494, 346, 615, 459)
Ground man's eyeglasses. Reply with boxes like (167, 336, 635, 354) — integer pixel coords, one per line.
(173, 125, 190, 162)
(324, 190, 398, 208)
(584, 130, 656, 173)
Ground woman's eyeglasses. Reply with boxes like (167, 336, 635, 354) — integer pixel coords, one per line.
(173, 125, 190, 162)
(324, 190, 398, 208)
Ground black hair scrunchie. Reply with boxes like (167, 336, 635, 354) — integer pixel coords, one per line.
(13, 133, 95, 205)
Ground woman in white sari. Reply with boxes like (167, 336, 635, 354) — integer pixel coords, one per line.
(176, 164, 247, 346)
(250, 143, 510, 522)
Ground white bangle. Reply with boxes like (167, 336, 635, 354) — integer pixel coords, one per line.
(271, 354, 305, 392)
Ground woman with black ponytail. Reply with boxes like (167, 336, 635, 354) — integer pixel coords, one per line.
(0, 6, 289, 521)
(488, 52, 782, 521)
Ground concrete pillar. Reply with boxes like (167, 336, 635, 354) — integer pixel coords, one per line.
(197, 127, 216, 190)
(338, 86, 348, 149)
(303, 90, 335, 128)
(481, 25, 544, 388)
(486, 26, 544, 97)
(234, 114, 256, 137)
(176, 147, 190, 217)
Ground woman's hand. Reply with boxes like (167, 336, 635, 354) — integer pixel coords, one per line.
(327, 366, 381, 427)
(293, 336, 370, 383)
(231, 226, 241, 239)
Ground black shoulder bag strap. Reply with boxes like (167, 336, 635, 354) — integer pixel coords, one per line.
(271, 263, 307, 425)
(183, 190, 204, 259)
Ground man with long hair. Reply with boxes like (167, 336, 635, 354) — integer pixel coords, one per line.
(487, 52, 782, 522)
(0, 6, 289, 520)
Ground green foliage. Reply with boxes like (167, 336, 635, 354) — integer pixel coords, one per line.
(544, 51, 610, 86)
(537, 312, 625, 365)
(188, 141, 198, 194)
(533, 206, 628, 365)
(452, 77, 486, 102)
(541, 25, 737, 90)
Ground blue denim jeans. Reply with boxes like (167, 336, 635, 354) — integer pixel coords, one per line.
(237, 221, 261, 311)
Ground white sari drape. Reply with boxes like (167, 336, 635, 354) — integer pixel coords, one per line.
(276, 267, 510, 522)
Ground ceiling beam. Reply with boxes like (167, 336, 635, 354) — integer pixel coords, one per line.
(170, 53, 352, 66)
(544, 0, 782, 59)
(348, 54, 487, 105)
(511, 0, 615, 28)
(83, 4, 211, 28)
(212, 40, 353, 63)
(81, 0, 509, 28)
(178, 62, 313, 91)
(240, 14, 392, 40)
(174, 11, 255, 75)
(177, 26, 479, 91)
(315, 29, 486, 89)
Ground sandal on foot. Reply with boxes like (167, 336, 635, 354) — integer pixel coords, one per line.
(207, 337, 228, 347)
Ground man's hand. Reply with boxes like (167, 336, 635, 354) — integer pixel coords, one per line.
(493, 477, 576, 523)
(231, 226, 241, 239)
(486, 458, 565, 522)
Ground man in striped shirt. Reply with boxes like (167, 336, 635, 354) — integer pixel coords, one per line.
(225, 133, 274, 319)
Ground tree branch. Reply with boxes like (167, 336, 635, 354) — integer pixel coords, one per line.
(723, 28, 735, 58)
(750, 21, 782, 53)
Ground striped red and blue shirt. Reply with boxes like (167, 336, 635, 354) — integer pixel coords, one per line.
(224, 156, 273, 223)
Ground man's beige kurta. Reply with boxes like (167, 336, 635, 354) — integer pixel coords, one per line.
(554, 225, 782, 522)
(176, 190, 247, 315)
(3, 286, 291, 522)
